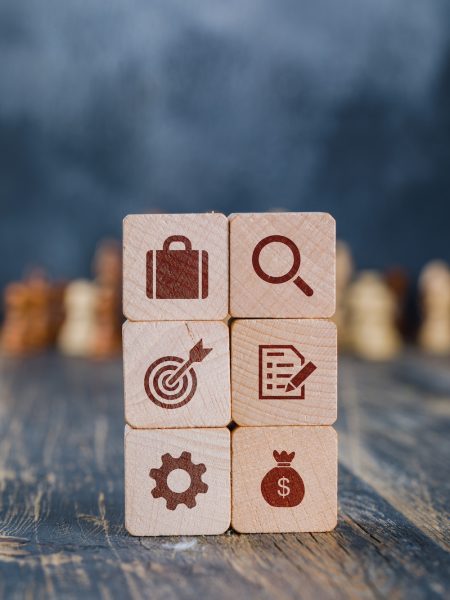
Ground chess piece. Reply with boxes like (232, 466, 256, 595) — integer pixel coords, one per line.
(385, 268, 410, 339)
(0, 272, 63, 356)
(93, 239, 122, 289)
(347, 271, 402, 360)
(90, 285, 122, 358)
(91, 239, 122, 358)
(48, 283, 66, 345)
(58, 280, 98, 357)
(25, 272, 54, 351)
(334, 241, 354, 349)
(0, 282, 31, 355)
(418, 261, 450, 355)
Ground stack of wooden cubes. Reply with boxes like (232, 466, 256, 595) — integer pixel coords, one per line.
(123, 212, 337, 535)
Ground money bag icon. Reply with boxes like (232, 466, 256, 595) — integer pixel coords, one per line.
(261, 450, 305, 507)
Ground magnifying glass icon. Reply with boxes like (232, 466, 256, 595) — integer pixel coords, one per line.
(252, 235, 314, 297)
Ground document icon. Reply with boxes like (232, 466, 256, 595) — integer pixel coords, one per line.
(259, 345, 317, 400)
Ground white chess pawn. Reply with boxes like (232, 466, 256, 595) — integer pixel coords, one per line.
(58, 280, 98, 357)
(335, 241, 354, 349)
(347, 271, 402, 361)
(418, 261, 450, 354)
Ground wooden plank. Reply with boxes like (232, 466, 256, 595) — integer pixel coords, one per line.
(123, 213, 228, 321)
(232, 426, 337, 533)
(229, 213, 335, 318)
(339, 355, 450, 551)
(231, 318, 337, 425)
(123, 320, 230, 428)
(0, 355, 449, 599)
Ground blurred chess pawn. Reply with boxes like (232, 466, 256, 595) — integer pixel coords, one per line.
(58, 280, 98, 356)
(418, 260, 450, 355)
(90, 285, 122, 359)
(93, 239, 122, 289)
(91, 239, 122, 358)
(334, 241, 354, 349)
(25, 273, 55, 351)
(48, 283, 66, 345)
(347, 271, 402, 361)
(1, 273, 63, 356)
(385, 267, 410, 338)
(0, 282, 31, 355)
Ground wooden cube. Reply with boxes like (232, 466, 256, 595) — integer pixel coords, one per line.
(231, 319, 337, 426)
(231, 426, 337, 533)
(125, 426, 231, 536)
(123, 320, 230, 428)
(230, 213, 335, 318)
(123, 213, 228, 321)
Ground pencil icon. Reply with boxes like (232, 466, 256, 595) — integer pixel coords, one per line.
(259, 345, 317, 400)
(285, 361, 317, 392)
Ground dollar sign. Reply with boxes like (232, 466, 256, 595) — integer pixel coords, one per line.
(277, 476, 290, 498)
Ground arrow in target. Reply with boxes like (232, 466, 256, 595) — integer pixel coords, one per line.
(166, 340, 212, 387)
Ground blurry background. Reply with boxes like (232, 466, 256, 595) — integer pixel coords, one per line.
(1, 0, 450, 284)
(1, 0, 450, 359)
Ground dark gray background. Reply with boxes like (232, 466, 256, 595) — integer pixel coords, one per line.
(1, 0, 449, 289)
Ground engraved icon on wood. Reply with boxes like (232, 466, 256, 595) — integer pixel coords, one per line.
(252, 235, 313, 296)
(144, 339, 212, 409)
(149, 451, 208, 510)
(259, 345, 317, 400)
(146, 235, 209, 300)
(261, 451, 305, 507)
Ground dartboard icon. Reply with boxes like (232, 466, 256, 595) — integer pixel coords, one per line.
(144, 340, 212, 410)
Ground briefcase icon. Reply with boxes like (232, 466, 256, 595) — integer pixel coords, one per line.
(146, 235, 209, 300)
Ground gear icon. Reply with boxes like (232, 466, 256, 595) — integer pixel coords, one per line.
(149, 451, 208, 510)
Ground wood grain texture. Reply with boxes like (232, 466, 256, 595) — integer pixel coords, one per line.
(229, 213, 335, 318)
(123, 213, 228, 321)
(231, 319, 337, 426)
(0, 353, 449, 599)
(123, 320, 230, 428)
(125, 427, 230, 536)
(232, 426, 337, 533)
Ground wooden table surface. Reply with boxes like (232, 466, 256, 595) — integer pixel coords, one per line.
(0, 352, 449, 599)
